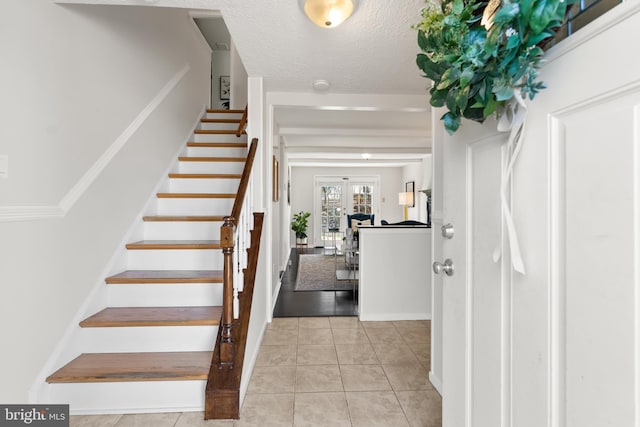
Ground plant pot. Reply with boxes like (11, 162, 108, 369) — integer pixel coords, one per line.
(296, 237, 308, 245)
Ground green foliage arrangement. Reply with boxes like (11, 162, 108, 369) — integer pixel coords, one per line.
(291, 211, 311, 240)
(415, 0, 571, 134)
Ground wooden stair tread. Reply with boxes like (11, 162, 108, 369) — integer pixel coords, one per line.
(206, 109, 244, 114)
(126, 240, 221, 250)
(187, 142, 247, 148)
(47, 351, 212, 383)
(168, 173, 242, 179)
(200, 118, 241, 123)
(105, 270, 223, 284)
(194, 129, 245, 135)
(156, 192, 236, 199)
(143, 215, 226, 222)
(178, 156, 246, 162)
(80, 306, 222, 327)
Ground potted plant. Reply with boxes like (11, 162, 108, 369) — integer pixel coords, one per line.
(291, 211, 311, 244)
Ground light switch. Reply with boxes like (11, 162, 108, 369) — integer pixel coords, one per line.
(0, 155, 7, 178)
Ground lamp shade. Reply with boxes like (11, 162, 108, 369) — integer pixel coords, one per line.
(302, 0, 354, 28)
(398, 192, 414, 206)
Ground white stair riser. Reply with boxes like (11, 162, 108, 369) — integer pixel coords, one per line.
(157, 198, 234, 216)
(193, 133, 246, 143)
(127, 249, 223, 270)
(205, 112, 242, 120)
(43, 381, 206, 414)
(77, 326, 217, 353)
(178, 161, 244, 174)
(199, 122, 239, 131)
(186, 146, 247, 157)
(107, 283, 223, 307)
(38, 114, 245, 415)
(144, 221, 222, 240)
(169, 178, 239, 194)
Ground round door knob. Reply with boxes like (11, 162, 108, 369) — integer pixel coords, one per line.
(433, 259, 455, 276)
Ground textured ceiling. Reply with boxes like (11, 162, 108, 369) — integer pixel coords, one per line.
(215, 0, 433, 166)
(56, 0, 434, 166)
(219, 0, 430, 94)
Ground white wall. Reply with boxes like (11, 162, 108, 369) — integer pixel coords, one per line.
(279, 152, 292, 283)
(290, 166, 404, 246)
(359, 228, 432, 321)
(240, 76, 269, 401)
(270, 145, 282, 304)
(402, 156, 432, 222)
(229, 41, 248, 110)
(0, 0, 210, 402)
(211, 50, 230, 109)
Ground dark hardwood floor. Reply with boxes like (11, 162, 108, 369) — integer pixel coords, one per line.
(273, 248, 358, 317)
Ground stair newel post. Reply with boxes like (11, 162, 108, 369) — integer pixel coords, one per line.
(220, 216, 236, 366)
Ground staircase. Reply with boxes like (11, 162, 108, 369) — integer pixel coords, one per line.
(43, 109, 259, 415)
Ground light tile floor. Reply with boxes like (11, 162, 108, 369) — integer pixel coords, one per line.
(70, 317, 441, 427)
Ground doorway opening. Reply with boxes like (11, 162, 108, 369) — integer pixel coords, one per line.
(314, 175, 379, 251)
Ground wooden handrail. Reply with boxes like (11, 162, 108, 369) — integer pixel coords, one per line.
(218, 137, 257, 366)
(205, 213, 264, 419)
(230, 138, 258, 225)
(235, 106, 248, 137)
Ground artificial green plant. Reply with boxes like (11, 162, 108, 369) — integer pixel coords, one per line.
(415, 0, 571, 134)
(291, 211, 311, 240)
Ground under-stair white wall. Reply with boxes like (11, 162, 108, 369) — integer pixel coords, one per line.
(0, 1, 210, 402)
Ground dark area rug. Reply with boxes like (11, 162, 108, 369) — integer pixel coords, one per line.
(294, 254, 354, 291)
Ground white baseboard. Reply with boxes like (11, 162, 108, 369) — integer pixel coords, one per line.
(358, 312, 431, 321)
(239, 319, 267, 407)
(429, 370, 442, 395)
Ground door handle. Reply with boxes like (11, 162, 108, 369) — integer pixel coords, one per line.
(433, 259, 455, 276)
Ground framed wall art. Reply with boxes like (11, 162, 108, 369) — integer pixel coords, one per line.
(220, 76, 230, 100)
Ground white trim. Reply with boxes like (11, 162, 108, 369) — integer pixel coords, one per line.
(429, 370, 443, 396)
(548, 116, 566, 427)
(188, 10, 223, 20)
(501, 141, 513, 427)
(271, 279, 282, 312)
(187, 13, 214, 56)
(465, 143, 474, 427)
(58, 64, 191, 213)
(634, 105, 640, 427)
(357, 313, 431, 321)
(239, 319, 267, 408)
(0, 64, 191, 223)
(546, 2, 640, 64)
(28, 105, 207, 404)
(0, 205, 65, 222)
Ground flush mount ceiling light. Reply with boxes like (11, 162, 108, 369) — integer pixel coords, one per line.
(313, 79, 330, 91)
(299, 0, 355, 28)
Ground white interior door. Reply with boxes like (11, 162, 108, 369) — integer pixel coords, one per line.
(438, 117, 507, 426)
(437, 6, 640, 426)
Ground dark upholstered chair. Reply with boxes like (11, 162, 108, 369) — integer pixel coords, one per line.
(347, 213, 374, 229)
(380, 220, 427, 226)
